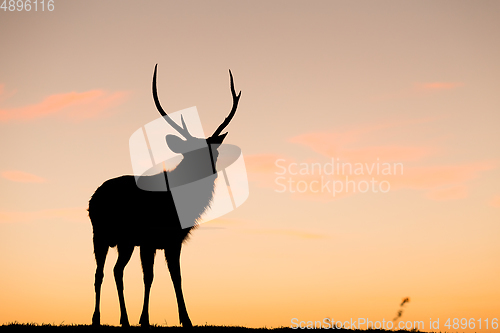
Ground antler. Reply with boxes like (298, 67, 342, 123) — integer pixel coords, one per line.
(211, 69, 241, 138)
(153, 64, 192, 138)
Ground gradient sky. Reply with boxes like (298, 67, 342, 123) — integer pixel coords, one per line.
(1, 1, 499, 331)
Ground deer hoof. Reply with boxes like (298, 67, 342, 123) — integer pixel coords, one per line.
(120, 317, 130, 327)
(139, 316, 150, 328)
(181, 317, 193, 328)
(91, 312, 100, 326)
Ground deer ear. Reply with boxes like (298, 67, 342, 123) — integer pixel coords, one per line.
(165, 134, 188, 154)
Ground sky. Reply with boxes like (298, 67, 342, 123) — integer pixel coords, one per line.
(0, 0, 499, 331)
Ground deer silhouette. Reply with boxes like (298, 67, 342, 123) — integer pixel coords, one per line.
(88, 65, 241, 328)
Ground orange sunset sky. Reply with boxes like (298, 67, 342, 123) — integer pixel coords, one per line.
(0, 1, 499, 331)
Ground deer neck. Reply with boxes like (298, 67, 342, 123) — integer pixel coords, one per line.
(167, 147, 218, 189)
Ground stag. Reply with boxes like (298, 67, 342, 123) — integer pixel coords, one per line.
(88, 65, 241, 328)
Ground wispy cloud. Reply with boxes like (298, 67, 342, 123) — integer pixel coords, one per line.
(244, 117, 496, 202)
(0, 88, 130, 122)
(288, 118, 438, 162)
(372, 81, 464, 101)
(290, 132, 435, 162)
(0, 84, 17, 102)
(1, 170, 46, 183)
(244, 154, 287, 190)
(415, 82, 464, 91)
(0, 207, 87, 223)
(201, 217, 241, 226)
(390, 162, 495, 190)
(489, 195, 500, 207)
(198, 218, 327, 239)
(425, 185, 468, 201)
(245, 228, 326, 239)
(245, 154, 285, 174)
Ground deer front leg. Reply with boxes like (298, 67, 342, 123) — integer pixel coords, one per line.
(166, 244, 192, 328)
(139, 246, 156, 327)
(92, 239, 108, 326)
(114, 244, 134, 327)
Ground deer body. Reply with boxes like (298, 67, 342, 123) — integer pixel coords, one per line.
(89, 65, 241, 328)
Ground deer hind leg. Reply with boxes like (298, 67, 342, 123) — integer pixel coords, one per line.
(165, 242, 193, 328)
(139, 246, 156, 327)
(92, 237, 108, 326)
(114, 244, 134, 327)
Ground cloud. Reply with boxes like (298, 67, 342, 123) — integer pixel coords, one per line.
(288, 118, 438, 162)
(243, 118, 497, 202)
(199, 217, 241, 227)
(271, 161, 494, 202)
(0, 88, 130, 122)
(0, 84, 17, 102)
(1, 170, 46, 183)
(415, 82, 464, 91)
(197, 217, 327, 239)
(390, 162, 496, 190)
(245, 228, 326, 239)
(243, 130, 496, 202)
(245, 154, 285, 174)
(425, 185, 468, 201)
(372, 82, 464, 101)
(0, 207, 87, 224)
(290, 132, 435, 162)
(489, 195, 500, 207)
(244, 154, 286, 189)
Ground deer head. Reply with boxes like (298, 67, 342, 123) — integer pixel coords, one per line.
(153, 65, 241, 180)
(152, 65, 241, 162)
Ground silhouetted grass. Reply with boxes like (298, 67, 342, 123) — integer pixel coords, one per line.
(0, 322, 429, 332)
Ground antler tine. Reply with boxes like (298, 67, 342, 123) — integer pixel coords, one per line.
(211, 69, 241, 137)
(153, 64, 192, 138)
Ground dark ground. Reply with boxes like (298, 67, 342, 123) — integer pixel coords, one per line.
(0, 323, 430, 332)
